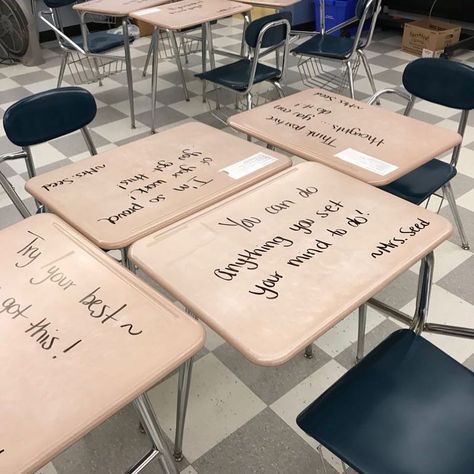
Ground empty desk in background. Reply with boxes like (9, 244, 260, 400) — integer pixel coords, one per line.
(130, 0, 252, 132)
(0, 214, 204, 474)
(130, 162, 451, 366)
(74, 0, 171, 129)
(228, 87, 462, 186)
(25, 122, 290, 267)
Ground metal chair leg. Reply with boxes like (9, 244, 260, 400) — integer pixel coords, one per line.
(173, 358, 194, 462)
(273, 80, 285, 98)
(23, 147, 36, 179)
(443, 182, 470, 250)
(170, 30, 190, 102)
(347, 61, 355, 99)
(359, 50, 379, 105)
(80, 127, 97, 155)
(356, 304, 367, 363)
(403, 96, 415, 116)
(57, 52, 68, 87)
(410, 252, 434, 334)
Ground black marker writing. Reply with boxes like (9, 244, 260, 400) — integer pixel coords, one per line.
(218, 216, 261, 233)
(15, 231, 45, 268)
(249, 271, 283, 299)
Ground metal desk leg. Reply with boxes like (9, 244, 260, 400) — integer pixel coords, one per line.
(143, 33, 155, 78)
(206, 21, 220, 109)
(120, 247, 136, 273)
(122, 18, 136, 129)
(201, 23, 207, 103)
(173, 357, 194, 461)
(411, 252, 434, 334)
(170, 29, 190, 102)
(240, 12, 251, 57)
(128, 393, 178, 474)
(304, 344, 313, 359)
(356, 304, 367, 362)
(151, 26, 159, 134)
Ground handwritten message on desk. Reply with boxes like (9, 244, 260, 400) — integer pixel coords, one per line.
(228, 87, 461, 186)
(131, 162, 451, 365)
(0, 214, 204, 473)
(130, 0, 250, 30)
(26, 123, 289, 249)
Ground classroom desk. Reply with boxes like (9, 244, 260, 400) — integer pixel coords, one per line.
(130, 0, 252, 132)
(228, 87, 462, 186)
(25, 122, 290, 264)
(130, 162, 452, 366)
(0, 213, 204, 474)
(74, 0, 170, 129)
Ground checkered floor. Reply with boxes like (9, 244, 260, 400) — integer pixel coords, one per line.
(1, 17, 474, 474)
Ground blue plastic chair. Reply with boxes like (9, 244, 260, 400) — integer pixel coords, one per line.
(39, 0, 135, 88)
(369, 58, 473, 250)
(3, 86, 97, 180)
(297, 328, 474, 474)
(196, 12, 292, 114)
(292, 0, 381, 99)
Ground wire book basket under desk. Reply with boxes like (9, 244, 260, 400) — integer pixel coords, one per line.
(297, 54, 361, 95)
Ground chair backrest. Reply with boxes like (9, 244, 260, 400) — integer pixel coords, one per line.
(245, 11, 292, 49)
(403, 58, 474, 110)
(43, 0, 76, 8)
(3, 87, 97, 147)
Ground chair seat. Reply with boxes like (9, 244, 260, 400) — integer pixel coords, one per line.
(380, 159, 456, 205)
(67, 31, 134, 54)
(297, 329, 474, 474)
(196, 59, 281, 91)
(291, 34, 357, 60)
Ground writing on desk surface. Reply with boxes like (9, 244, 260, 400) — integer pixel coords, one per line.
(263, 90, 385, 149)
(1, 230, 143, 358)
(168, 0, 203, 14)
(212, 186, 431, 300)
(97, 148, 214, 225)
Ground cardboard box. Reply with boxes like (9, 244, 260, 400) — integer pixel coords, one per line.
(133, 19, 154, 37)
(402, 19, 461, 57)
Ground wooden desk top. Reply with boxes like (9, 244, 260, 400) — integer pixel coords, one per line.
(0, 214, 204, 474)
(74, 0, 170, 16)
(130, 0, 251, 30)
(130, 162, 452, 366)
(228, 87, 462, 186)
(26, 123, 290, 250)
(238, 0, 300, 8)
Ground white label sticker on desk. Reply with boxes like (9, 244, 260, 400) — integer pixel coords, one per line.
(335, 148, 398, 176)
(134, 7, 160, 15)
(220, 153, 278, 179)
